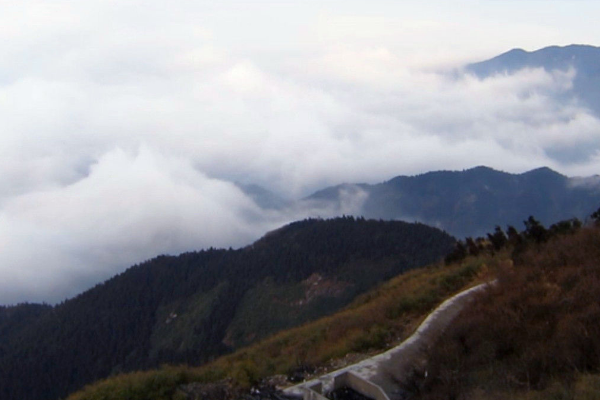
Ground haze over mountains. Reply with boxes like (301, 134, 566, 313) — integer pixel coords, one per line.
(463, 44, 600, 167)
(240, 44, 600, 241)
(3, 44, 600, 305)
(3, 0, 600, 398)
(466, 44, 600, 117)
(3, 41, 600, 400)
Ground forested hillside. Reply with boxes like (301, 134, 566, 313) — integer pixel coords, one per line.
(306, 166, 600, 238)
(0, 217, 454, 400)
(64, 212, 600, 400)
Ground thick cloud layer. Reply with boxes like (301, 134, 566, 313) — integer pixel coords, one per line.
(1, 0, 600, 303)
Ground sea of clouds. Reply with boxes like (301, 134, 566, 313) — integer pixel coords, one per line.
(1, 1, 599, 303)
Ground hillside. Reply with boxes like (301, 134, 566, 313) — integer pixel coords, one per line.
(65, 213, 600, 400)
(412, 222, 600, 399)
(304, 166, 600, 238)
(0, 217, 454, 400)
(67, 242, 490, 400)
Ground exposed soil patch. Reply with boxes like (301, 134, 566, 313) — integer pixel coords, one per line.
(294, 273, 353, 306)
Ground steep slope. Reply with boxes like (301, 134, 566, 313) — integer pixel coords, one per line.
(305, 166, 600, 238)
(0, 217, 454, 400)
(413, 225, 600, 399)
(284, 282, 492, 399)
(65, 215, 596, 400)
(66, 245, 491, 400)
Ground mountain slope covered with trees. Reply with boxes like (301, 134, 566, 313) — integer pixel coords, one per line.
(65, 212, 600, 400)
(0, 217, 454, 400)
(306, 166, 600, 238)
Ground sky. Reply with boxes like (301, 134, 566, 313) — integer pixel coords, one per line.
(1, 0, 600, 304)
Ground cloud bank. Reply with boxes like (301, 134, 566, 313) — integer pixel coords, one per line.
(1, 0, 600, 303)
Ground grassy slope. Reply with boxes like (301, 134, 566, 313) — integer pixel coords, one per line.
(69, 223, 600, 400)
(413, 226, 600, 400)
(66, 255, 494, 400)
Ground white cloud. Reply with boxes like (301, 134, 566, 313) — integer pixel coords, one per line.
(1, 0, 600, 303)
(0, 147, 287, 303)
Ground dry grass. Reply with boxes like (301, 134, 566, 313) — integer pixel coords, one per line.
(414, 227, 600, 400)
(67, 256, 492, 400)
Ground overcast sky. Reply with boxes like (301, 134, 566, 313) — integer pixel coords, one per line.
(1, 0, 600, 304)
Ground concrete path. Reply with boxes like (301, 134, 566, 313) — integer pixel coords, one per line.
(284, 281, 494, 399)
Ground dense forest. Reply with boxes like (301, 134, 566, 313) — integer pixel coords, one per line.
(0, 217, 454, 400)
(63, 211, 600, 400)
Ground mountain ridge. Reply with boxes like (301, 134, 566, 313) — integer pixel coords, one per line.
(466, 44, 600, 115)
(301, 166, 599, 238)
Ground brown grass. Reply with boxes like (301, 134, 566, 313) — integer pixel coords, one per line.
(414, 227, 600, 400)
(67, 256, 492, 400)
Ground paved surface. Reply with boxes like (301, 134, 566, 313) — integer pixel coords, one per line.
(284, 282, 493, 399)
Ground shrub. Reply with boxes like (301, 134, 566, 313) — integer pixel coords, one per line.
(415, 227, 600, 399)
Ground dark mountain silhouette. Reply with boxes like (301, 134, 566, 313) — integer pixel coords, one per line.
(466, 44, 600, 115)
(0, 217, 454, 400)
(304, 166, 600, 238)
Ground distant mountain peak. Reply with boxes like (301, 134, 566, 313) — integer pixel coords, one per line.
(521, 166, 563, 176)
(505, 47, 527, 55)
(466, 44, 600, 115)
(468, 44, 600, 74)
(489, 44, 599, 59)
(465, 165, 505, 173)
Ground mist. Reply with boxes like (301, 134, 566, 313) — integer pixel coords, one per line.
(1, 0, 600, 303)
